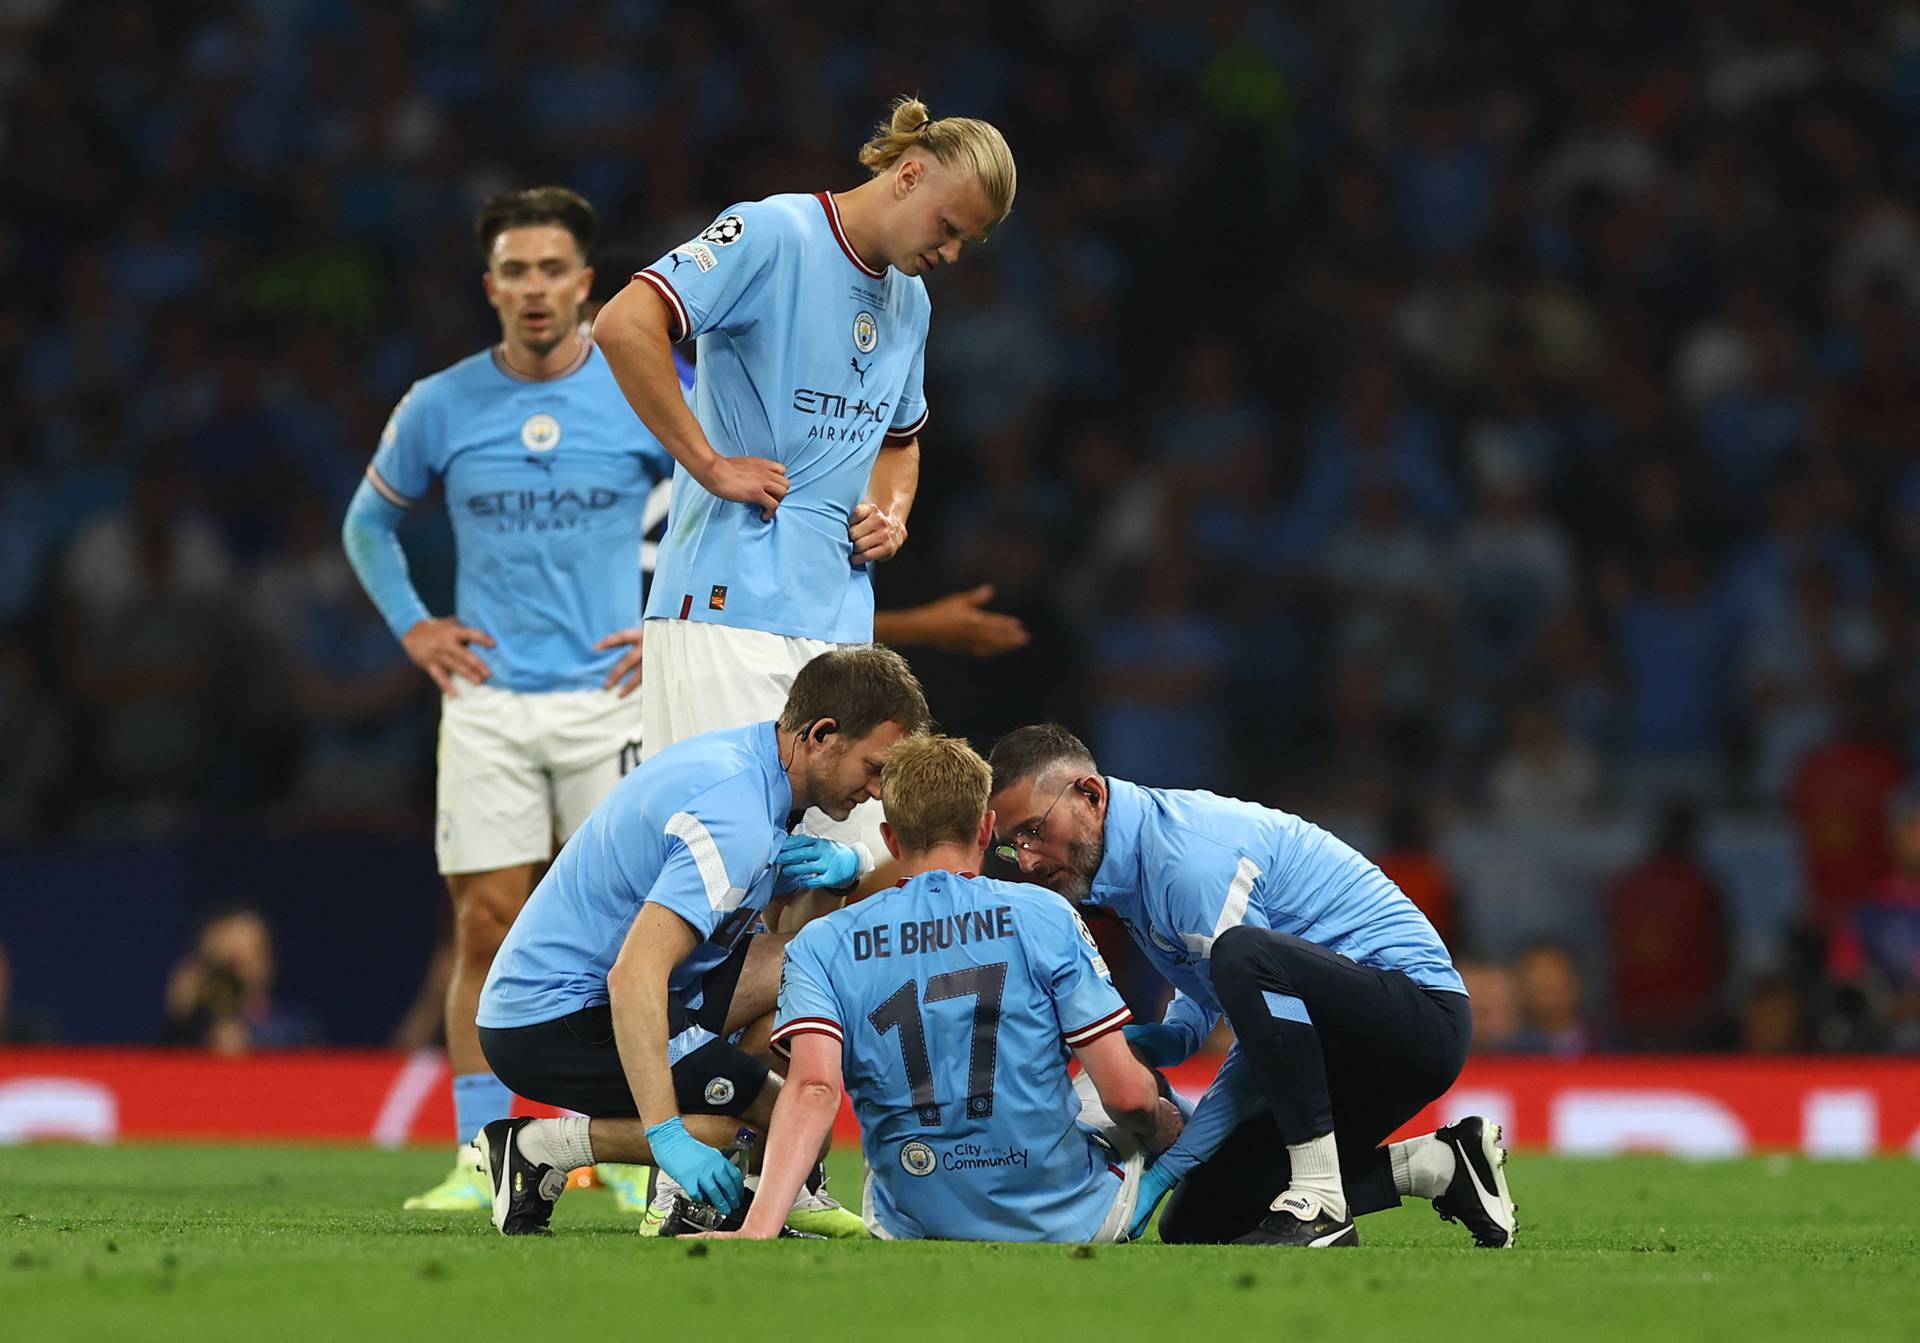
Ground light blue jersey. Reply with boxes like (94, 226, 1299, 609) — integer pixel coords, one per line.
(367, 343, 675, 692)
(635, 192, 931, 643)
(1084, 778, 1466, 1177)
(771, 872, 1135, 1242)
(478, 721, 795, 1029)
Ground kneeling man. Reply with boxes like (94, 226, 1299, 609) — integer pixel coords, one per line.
(472, 646, 929, 1235)
(988, 724, 1516, 1249)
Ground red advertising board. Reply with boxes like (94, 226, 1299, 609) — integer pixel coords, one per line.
(1, 1048, 1916, 1156)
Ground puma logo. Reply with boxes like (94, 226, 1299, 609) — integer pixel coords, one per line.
(850, 356, 871, 385)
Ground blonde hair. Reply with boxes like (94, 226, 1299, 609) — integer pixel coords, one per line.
(881, 734, 993, 854)
(858, 96, 1016, 229)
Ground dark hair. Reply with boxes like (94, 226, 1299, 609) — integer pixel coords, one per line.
(474, 186, 598, 263)
(778, 646, 930, 742)
(988, 723, 1098, 796)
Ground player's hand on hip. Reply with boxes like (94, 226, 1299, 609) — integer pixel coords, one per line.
(401, 616, 496, 695)
(849, 501, 906, 565)
(777, 833, 864, 889)
(921, 585, 1029, 656)
(1127, 1162, 1179, 1242)
(644, 1117, 745, 1215)
(702, 454, 788, 520)
(594, 626, 645, 697)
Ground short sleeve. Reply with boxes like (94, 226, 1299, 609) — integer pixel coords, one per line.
(367, 381, 438, 505)
(639, 785, 769, 940)
(1035, 902, 1131, 1049)
(885, 319, 929, 444)
(634, 203, 783, 344)
(770, 925, 843, 1057)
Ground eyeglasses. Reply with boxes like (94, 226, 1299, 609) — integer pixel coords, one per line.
(994, 778, 1077, 864)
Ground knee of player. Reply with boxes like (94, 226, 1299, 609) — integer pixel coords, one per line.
(452, 894, 515, 959)
(1208, 923, 1264, 981)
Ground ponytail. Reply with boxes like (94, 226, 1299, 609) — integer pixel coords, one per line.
(857, 95, 1016, 228)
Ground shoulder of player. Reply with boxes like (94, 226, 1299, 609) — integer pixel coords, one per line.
(416, 347, 504, 397)
(784, 900, 884, 980)
(1140, 786, 1273, 870)
(712, 196, 808, 248)
(975, 879, 1087, 949)
(786, 909, 845, 961)
(646, 740, 781, 833)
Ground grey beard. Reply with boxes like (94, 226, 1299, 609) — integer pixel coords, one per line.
(1059, 832, 1104, 903)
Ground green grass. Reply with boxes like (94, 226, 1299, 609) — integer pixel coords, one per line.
(1, 1146, 1916, 1342)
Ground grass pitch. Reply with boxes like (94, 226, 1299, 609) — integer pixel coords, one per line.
(2, 1146, 1915, 1342)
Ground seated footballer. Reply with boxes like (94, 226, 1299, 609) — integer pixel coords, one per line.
(694, 734, 1184, 1242)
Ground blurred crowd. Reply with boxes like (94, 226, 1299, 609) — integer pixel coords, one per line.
(3, 0, 1919, 1049)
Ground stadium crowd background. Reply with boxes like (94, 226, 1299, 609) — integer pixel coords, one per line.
(2, 0, 1918, 1057)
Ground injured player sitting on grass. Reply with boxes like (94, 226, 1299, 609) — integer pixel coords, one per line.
(692, 734, 1185, 1243)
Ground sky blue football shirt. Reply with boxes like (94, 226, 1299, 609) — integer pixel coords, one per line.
(478, 721, 794, 1029)
(368, 343, 675, 692)
(772, 871, 1135, 1242)
(636, 192, 931, 643)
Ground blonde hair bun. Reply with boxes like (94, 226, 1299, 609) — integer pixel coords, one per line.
(858, 95, 1016, 228)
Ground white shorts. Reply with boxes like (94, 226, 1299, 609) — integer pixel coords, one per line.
(638, 618, 886, 861)
(859, 1074, 1146, 1243)
(435, 677, 647, 875)
(1076, 1069, 1148, 1243)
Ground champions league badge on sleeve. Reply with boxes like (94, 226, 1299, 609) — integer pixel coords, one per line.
(700, 215, 745, 246)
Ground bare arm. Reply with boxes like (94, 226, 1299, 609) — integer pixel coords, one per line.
(1075, 1030, 1177, 1152)
(771, 886, 846, 935)
(872, 585, 1030, 657)
(849, 437, 919, 565)
(594, 281, 787, 518)
(724, 1033, 844, 1239)
(607, 901, 701, 1128)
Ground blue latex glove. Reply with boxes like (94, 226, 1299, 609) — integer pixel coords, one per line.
(644, 1117, 744, 1215)
(1127, 1162, 1178, 1242)
(777, 833, 863, 889)
(1123, 1022, 1189, 1070)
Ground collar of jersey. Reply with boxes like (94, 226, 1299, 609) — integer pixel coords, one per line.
(893, 871, 979, 887)
(1085, 776, 1142, 909)
(491, 336, 594, 383)
(754, 721, 795, 818)
(815, 191, 887, 279)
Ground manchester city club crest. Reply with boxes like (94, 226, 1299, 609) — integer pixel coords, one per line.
(853, 310, 878, 353)
(900, 1139, 937, 1177)
(520, 413, 561, 452)
(704, 1077, 736, 1107)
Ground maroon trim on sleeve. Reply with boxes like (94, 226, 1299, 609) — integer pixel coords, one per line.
(635, 269, 690, 343)
(883, 405, 929, 446)
(1063, 1005, 1134, 1049)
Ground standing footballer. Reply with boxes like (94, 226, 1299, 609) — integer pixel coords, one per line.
(342, 188, 674, 1210)
(594, 96, 1015, 882)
